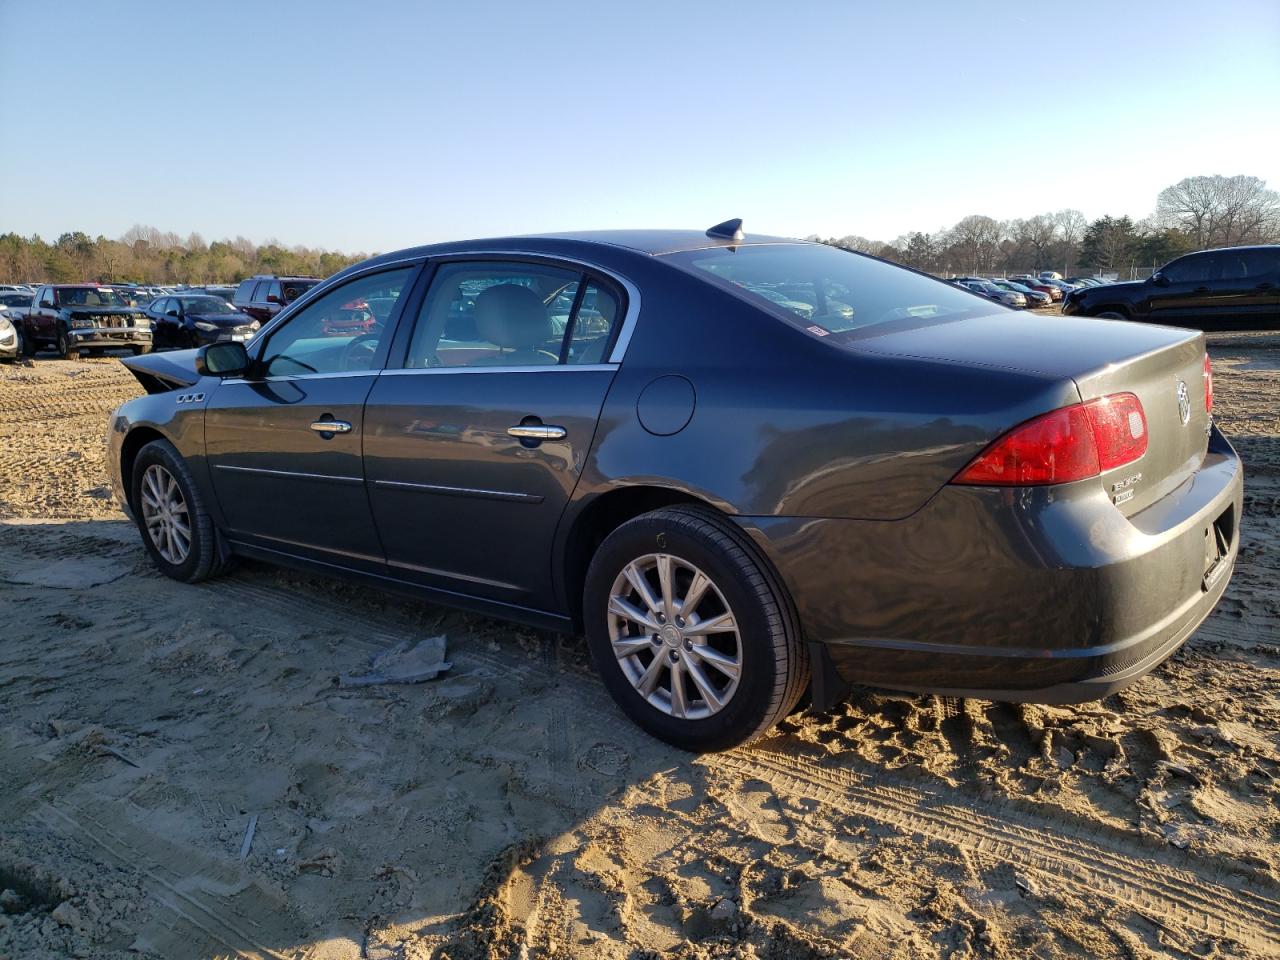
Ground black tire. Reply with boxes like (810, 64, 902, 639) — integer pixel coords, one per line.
(132, 343, 152, 356)
(583, 505, 809, 752)
(130, 439, 233, 583)
(20, 331, 36, 358)
(1096, 310, 1128, 321)
(56, 327, 80, 360)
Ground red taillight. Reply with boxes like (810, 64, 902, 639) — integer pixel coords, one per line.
(953, 392, 1147, 487)
(1203, 353, 1213, 413)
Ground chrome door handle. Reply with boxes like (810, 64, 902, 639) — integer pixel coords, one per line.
(507, 424, 566, 440)
(310, 419, 353, 434)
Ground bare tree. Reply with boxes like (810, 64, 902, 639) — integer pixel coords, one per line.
(947, 215, 1004, 274)
(1156, 175, 1280, 247)
(1051, 209, 1086, 275)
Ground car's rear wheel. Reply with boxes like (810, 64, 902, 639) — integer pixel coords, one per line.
(131, 439, 232, 583)
(56, 327, 79, 360)
(584, 505, 809, 752)
(1097, 310, 1128, 320)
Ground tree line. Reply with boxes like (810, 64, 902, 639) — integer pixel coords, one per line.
(2, 174, 1275, 286)
(810, 174, 1280, 278)
(0, 225, 368, 285)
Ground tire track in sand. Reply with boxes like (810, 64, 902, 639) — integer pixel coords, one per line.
(716, 748, 1280, 953)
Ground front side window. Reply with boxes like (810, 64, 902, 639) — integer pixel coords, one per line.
(1162, 253, 1212, 284)
(280, 279, 317, 303)
(405, 261, 584, 369)
(665, 242, 993, 342)
(258, 267, 414, 377)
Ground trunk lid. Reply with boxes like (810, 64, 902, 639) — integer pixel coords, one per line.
(1074, 333, 1209, 516)
(854, 312, 1208, 513)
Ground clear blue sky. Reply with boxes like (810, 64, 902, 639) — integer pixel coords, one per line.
(2, 0, 1277, 253)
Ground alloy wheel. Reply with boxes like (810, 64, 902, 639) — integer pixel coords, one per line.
(139, 464, 192, 565)
(607, 553, 742, 719)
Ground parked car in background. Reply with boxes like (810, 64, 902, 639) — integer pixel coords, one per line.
(1038, 271, 1064, 282)
(954, 278, 1027, 308)
(145, 294, 260, 350)
(233, 275, 322, 323)
(1063, 245, 1280, 330)
(0, 304, 24, 361)
(0, 291, 33, 313)
(1010, 275, 1063, 301)
(186, 285, 238, 303)
(989, 279, 1051, 307)
(1066, 277, 1104, 288)
(21, 284, 153, 358)
(106, 224, 1241, 750)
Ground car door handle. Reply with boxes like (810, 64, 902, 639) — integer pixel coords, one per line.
(310, 419, 353, 434)
(1194, 286, 1210, 293)
(1257, 282, 1275, 290)
(507, 424, 566, 440)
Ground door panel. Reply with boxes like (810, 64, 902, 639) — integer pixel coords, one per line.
(363, 368, 616, 606)
(205, 373, 385, 562)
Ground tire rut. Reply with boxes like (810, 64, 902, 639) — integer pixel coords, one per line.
(716, 749, 1280, 952)
(36, 801, 313, 960)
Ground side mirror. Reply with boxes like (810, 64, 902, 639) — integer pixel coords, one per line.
(1151, 272, 1169, 287)
(266, 294, 282, 304)
(40, 299, 54, 309)
(195, 341, 249, 378)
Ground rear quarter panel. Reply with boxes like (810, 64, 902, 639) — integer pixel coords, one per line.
(567, 262, 1080, 523)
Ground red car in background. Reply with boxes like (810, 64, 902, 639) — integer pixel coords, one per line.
(1010, 275, 1063, 301)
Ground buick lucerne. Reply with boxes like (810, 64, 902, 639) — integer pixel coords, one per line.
(107, 222, 1243, 751)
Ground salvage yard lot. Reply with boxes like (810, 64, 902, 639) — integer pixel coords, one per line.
(1, 332, 1278, 959)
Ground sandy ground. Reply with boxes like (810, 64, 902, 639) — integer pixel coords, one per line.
(0, 329, 1277, 960)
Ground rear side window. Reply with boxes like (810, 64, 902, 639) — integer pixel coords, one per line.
(234, 279, 256, 302)
(664, 243, 994, 341)
(404, 261, 584, 369)
(1217, 249, 1280, 279)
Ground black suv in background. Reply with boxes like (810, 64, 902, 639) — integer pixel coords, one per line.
(232, 275, 321, 323)
(1063, 245, 1280, 330)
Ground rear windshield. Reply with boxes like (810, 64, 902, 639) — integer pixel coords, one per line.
(665, 243, 995, 340)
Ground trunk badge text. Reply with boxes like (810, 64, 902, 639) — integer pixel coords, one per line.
(1112, 472, 1142, 506)
(1176, 380, 1191, 425)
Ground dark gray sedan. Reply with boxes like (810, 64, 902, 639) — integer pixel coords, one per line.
(106, 222, 1242, 751)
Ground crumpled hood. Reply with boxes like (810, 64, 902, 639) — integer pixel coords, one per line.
(120, 349, 201, 392)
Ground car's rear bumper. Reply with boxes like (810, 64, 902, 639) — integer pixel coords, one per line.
(739, 425, 1243, 708)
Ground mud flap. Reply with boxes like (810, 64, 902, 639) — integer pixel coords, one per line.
(807, 640, 853, 712)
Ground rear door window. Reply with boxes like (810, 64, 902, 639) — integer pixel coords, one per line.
(404, 261, 584, 369)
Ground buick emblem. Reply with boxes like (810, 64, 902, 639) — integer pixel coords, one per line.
(1176, 380, 1191, 425)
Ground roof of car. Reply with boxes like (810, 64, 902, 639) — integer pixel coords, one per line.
(358, 229, 806, 269)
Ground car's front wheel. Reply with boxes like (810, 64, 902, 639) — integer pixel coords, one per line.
(56, 327, 79, 360)
(584, 505, 809, 752)
(131, 439, 232, 583)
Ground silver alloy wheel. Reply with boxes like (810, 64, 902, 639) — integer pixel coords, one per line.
(139, 464, 192, 565)
(607, 553, 742, 720)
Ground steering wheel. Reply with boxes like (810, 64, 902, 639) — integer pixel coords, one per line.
(341, 333, 381, 370)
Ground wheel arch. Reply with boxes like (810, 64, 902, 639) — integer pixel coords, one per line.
(119, 425, 169, 513)
(558, 484, 718, 629)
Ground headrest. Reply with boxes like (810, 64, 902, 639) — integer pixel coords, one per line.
(474, 284, 550, 349)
